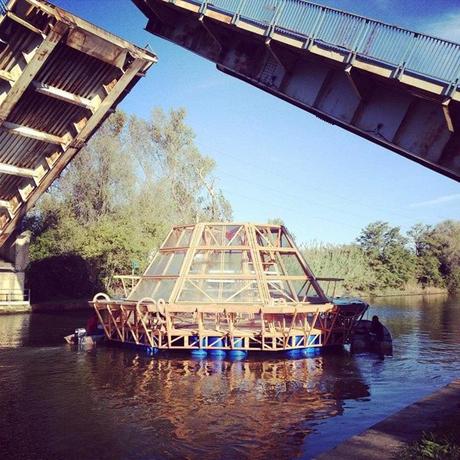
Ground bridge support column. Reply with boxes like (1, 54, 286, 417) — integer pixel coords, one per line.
(0, 231, 31, 313)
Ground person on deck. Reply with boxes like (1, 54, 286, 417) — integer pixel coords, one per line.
(369, 315, 384, 342)
(86, 313, 99, 336)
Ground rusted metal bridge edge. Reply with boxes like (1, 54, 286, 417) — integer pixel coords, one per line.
(134, 0, 460, 181)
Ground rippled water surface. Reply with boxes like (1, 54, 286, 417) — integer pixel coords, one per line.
(1, 295, 459, 459)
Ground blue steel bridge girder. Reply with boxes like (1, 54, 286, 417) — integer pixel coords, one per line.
(133, 0, 460, 182)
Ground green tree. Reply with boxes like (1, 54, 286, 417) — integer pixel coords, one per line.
(25, 108, 232, 293)
(357, 221, 415, 290)
(408, 223, 443, 287)
(432, 220, 460, 293)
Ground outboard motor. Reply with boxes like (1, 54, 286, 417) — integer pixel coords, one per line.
(74, 328, 87, 345)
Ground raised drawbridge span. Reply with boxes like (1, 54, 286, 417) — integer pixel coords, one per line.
(0, 0, 156, 249)
(133, 0, 460, 182)
(0, 0, 156, 309)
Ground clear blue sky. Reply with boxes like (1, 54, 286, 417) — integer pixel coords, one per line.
(54, 0, 460, 245)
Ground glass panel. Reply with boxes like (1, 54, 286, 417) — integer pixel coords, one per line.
(178, 279, 261, 303)
(255, 226, 281, 247)
(259, 251, 307, 277)
(279, 253, 305, 276)
(129, 278, 159, 300)
(267, 280, 296, 302)
(199, 225, 249, 247)
(129, 279, 175, 301)
(163, 228, 183, 248)
(259, 251, 282, 275)
(189, 250, 255, 275)
(145, 253, 168, 276)
(291, 280, 322, 302)
(179, 281, 208, 302)
(145, 251, 185, 276)
(154, 279, 175, 301)
(163, 227, 193, 248)
(179, 227, 193, 247)
(225, 225, 248, 246)
(200, 225, 224, 246)
(227, 281, 260, 302)
(166, 251, 186, 275)
(280, 231, 292, 248)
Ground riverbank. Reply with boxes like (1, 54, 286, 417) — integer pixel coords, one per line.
(32, 299, 91, 313)
(0, 299, 92, 314)
(343, 285, 449, 300)
(368, 286, 448, 298)
(0, 290, 452, 315)
(316, 379, 460, 460)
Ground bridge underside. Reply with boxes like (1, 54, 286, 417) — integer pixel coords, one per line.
(134, 0, 460, 181)
(0, 0, 156, 249)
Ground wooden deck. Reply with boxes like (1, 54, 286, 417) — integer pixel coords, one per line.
(93, 297, 367, 352)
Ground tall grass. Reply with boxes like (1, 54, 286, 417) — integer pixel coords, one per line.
(301, 242, 376, 296)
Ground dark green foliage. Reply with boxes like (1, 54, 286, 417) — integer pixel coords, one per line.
(26, 255, 96, 302)
(409, 223, 444, 288)
(357, 221, 415, 290)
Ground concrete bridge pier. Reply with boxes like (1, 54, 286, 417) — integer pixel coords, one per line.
(0, 231, 31, 313)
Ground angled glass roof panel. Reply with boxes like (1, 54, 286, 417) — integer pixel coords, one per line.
(129, 279, 175, 302)
(127, 223, 328, 304)
(199, 224, 249, 247)
(145, 251, 186, 276)
(163, 226, 193, 248)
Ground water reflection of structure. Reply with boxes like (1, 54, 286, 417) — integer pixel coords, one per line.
(89, 351, 370, 458)
(94, 223, 368, 353)
(0, 313, 30, 347)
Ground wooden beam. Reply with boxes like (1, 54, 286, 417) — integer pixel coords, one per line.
(0, 200, 13, 219)
(32, 81, 94, 111)
(70, 58, 146, 144)
(6, 11, 44, 37)
(0, 162, 37, 179)
(2, 121, 66, 145)
(0, 70, 15, 83)
(0, 21, 68, 123)
(17, 178, 34, 202)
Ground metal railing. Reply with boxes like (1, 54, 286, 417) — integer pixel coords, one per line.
(191, 0, 460, 89)
(0, 289, 30, 302)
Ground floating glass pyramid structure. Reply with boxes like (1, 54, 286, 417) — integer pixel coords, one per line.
(93, 223, 368, 353)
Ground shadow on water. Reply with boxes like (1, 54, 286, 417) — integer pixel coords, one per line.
(0, 294, 459, 459)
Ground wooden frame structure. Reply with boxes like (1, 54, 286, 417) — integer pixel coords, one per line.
(93, 223, 368, 353)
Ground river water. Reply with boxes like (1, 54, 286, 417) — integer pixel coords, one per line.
(0, 294, 459, 459)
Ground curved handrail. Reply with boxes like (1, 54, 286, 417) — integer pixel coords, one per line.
(92, 292, 111, 302)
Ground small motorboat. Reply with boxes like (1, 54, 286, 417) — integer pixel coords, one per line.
(350, 319, 392, 355)
(64, 327, 105, 347)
